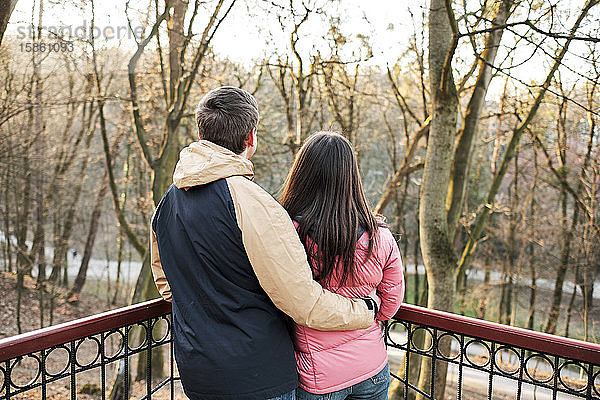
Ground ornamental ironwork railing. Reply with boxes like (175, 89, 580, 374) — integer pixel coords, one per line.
(0, 299, 174, 400)
(384, 304, 600, 399)
(0, 298, 599, 399)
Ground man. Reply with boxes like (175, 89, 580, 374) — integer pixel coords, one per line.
(151, 86, 378, 400)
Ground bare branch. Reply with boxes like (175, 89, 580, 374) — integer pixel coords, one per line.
(374, 116, 430, 214)
(127, 0, 175, 169)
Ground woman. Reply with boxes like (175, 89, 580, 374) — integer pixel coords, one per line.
(280, 131, 405, 400)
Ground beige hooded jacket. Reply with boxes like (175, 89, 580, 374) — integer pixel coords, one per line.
(151, 140, 374, 331)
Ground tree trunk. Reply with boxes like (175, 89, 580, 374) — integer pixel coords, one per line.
(563, 270, 578, 338)
(66, 173, 108, 301)
(133, 252, 162, 381)
(16, 270, 24, 333)
(111, 144, 133, 305)
(38, 280, 45, 328)
(31, 0, 46, 284)
(35, 222, 46, 283)
(502, 153, 520, 325)
(2, 166, 12, 273)
(498, 257, 508, 324)
(500, 262, 514, 325)
(14, 77, 35, 335)
(15, 151, 32, 335)
(446, 0, 514, 237)
(389, 326, 427, 400)
(49, 215, 62, 282)
(390, 272, 428, 400)
(49, 183, 81, 284)
(527, 260, 537, 330)
(545, 195, 577, 335)
(415, 1, 459, 398)
(477, 257, 491, 320)
(526, 152, 538, 330)
(581, 97, 598, 342)
(50, 120, 94, 283)
(112, 227, 124, 305)
(545, 113, 577, 334)
(581, 232, 596, 341)
(108, 357, 130, 400)
(167, 0, 189, 105)
(413, 196, 420, 305)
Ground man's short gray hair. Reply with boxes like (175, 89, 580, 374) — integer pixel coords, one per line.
(195, 86, 259, 154)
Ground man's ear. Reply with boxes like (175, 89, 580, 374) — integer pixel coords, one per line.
(246, 128, 256, 147)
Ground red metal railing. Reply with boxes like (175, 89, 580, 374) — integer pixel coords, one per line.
(0, 299, 600, 364)
(0, 299, 171, 362)
(0, 299, 174, 400)
(1, 300, 597, 365)
(394, 303, 600, 365)
(0, 299, 599, 399)
(388, 304, 600, 399)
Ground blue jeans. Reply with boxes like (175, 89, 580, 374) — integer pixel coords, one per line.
(295, 364, 390, 400)
(268, 389, 296, 400)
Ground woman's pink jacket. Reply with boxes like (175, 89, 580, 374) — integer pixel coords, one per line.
(291, 223, 405, 394)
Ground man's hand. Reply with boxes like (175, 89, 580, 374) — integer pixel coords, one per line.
(368, 288, 381, 311)
(361, 289, 381, 320)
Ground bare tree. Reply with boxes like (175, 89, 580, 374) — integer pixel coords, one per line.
(0, 0, 18, 47)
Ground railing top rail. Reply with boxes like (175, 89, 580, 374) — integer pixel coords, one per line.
(396, 303, 600, 365)
(0, 298, 171, 362)
(1, 299, 598, 365)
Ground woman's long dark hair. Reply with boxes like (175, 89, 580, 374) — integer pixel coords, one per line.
(280, 131, 382, 287)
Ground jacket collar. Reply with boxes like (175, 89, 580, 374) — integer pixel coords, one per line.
(173, 140, 254, 189)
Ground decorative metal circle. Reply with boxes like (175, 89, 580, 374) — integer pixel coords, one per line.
(592, 369, 600, 397)
(558, 362, 588, 393)
(0, 364, 6, 395)
(464, 339, 490, 367)
(127, 322, 148, 351)
(436, 333, 460, 361)
(524, 353, 554, 383)
(410, 327, 434, 353)
(103, 329, 125, 360)
(493, 346, 520, 376)
(387, 320, 408, 332)
(9, 354, 42, 389)
(385, 321, 408, 347)
(44, 345, 71, 377)
(151, 316, 171, 343)
(75, 337, 101, 367)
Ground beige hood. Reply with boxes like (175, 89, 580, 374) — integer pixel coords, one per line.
(173, 140, 254, 189)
